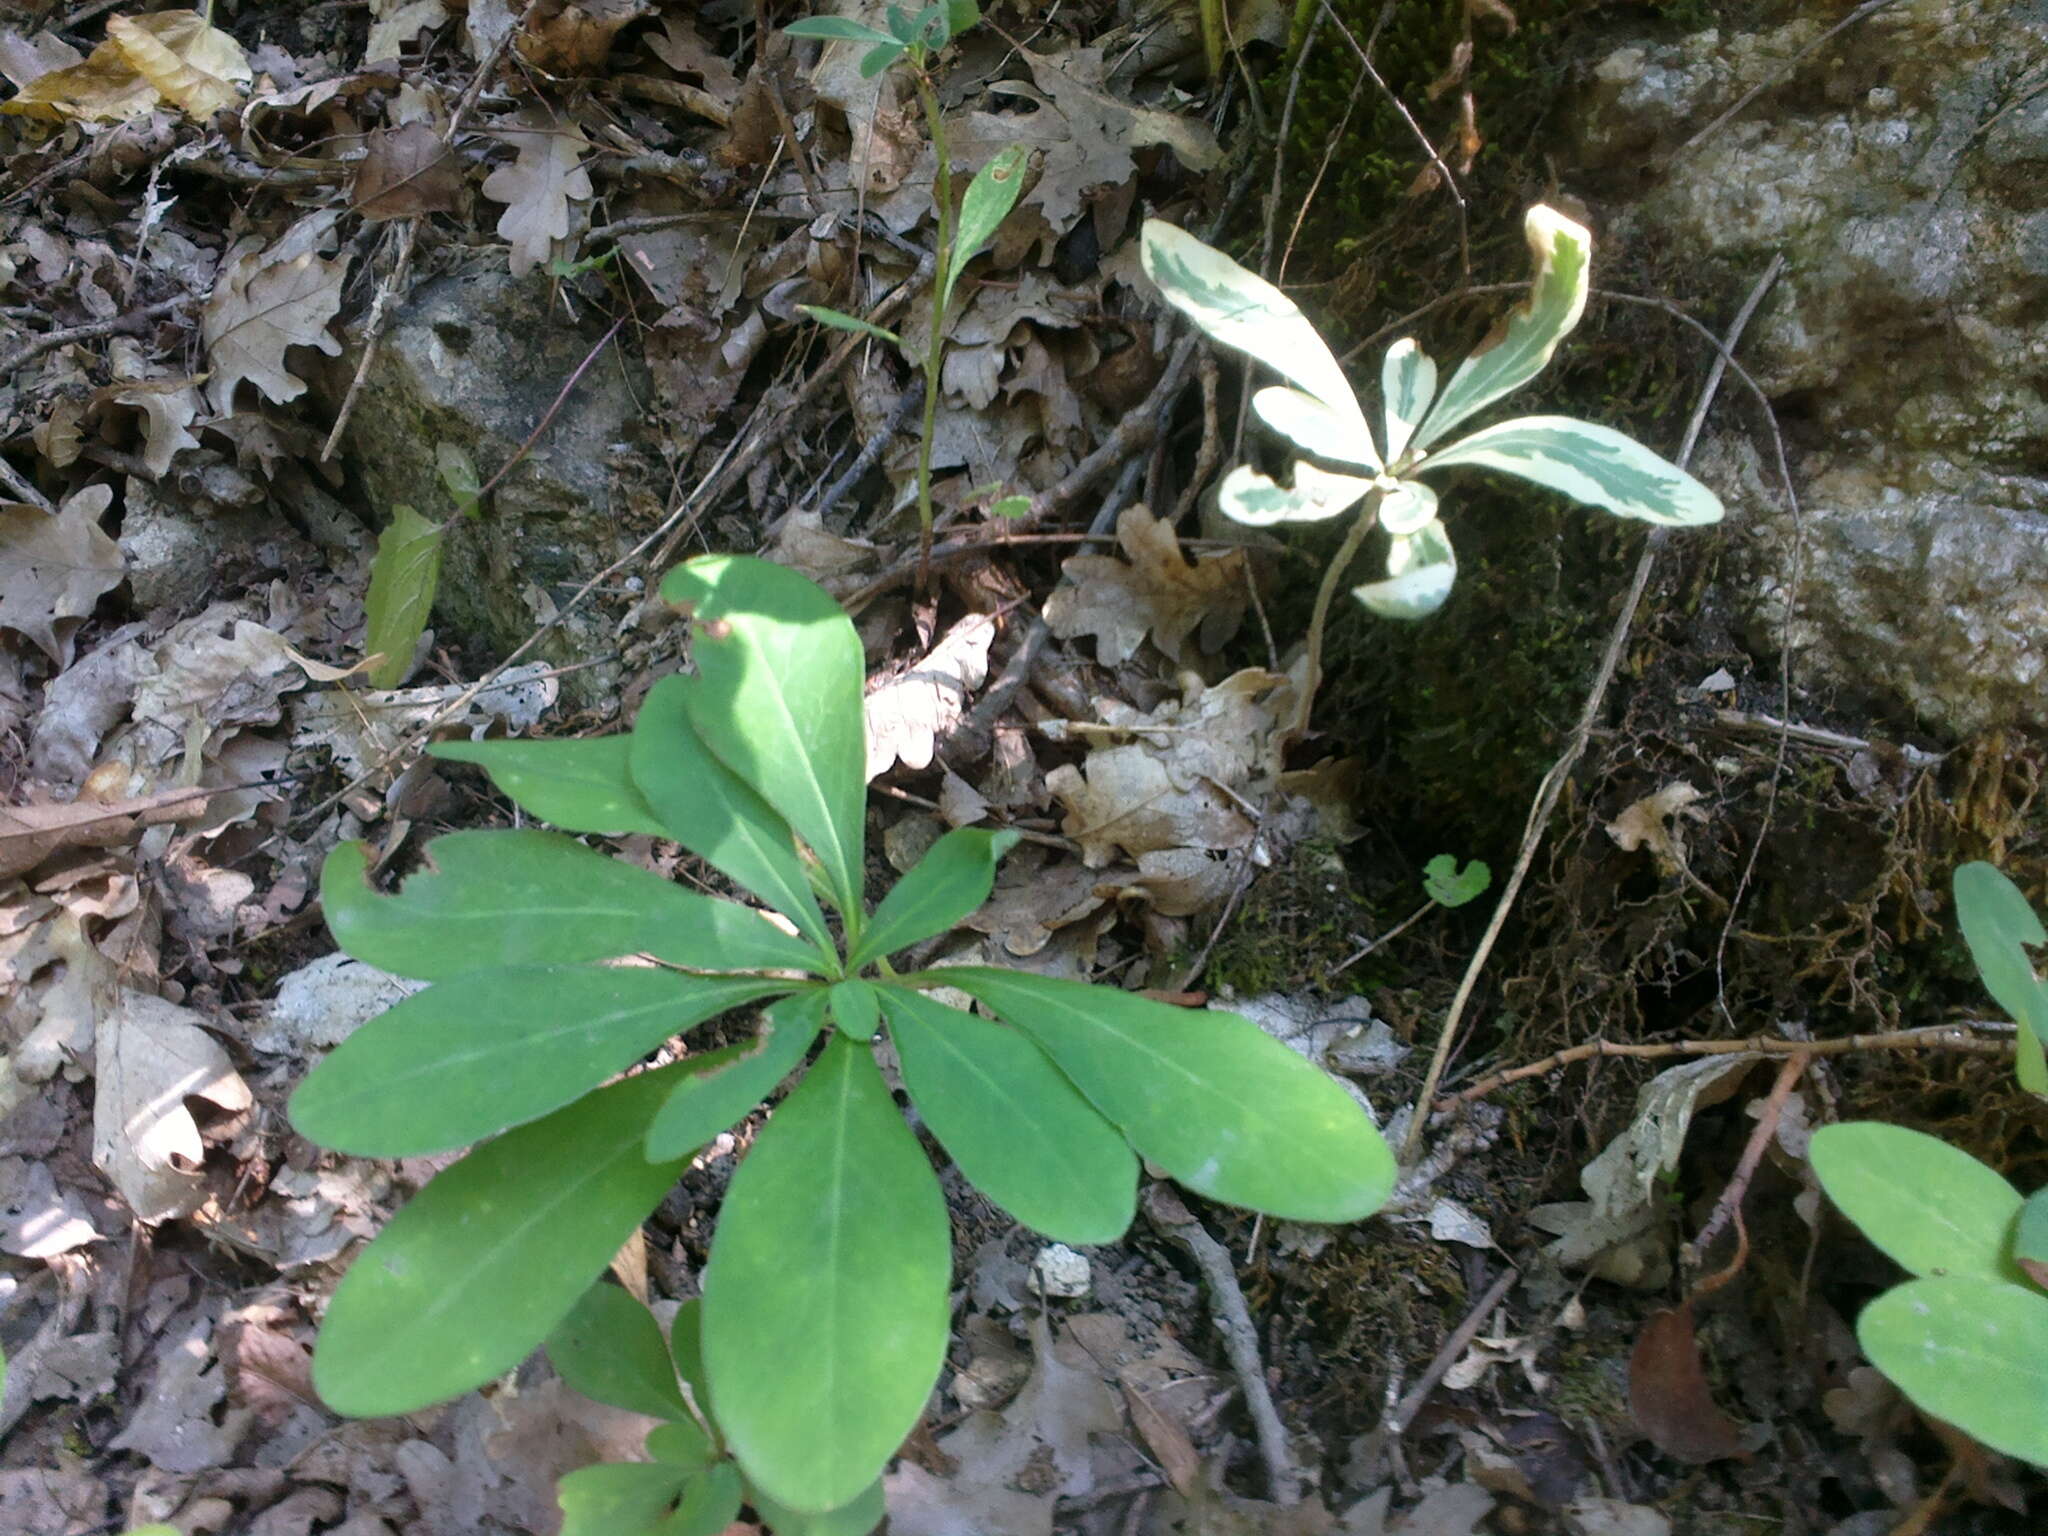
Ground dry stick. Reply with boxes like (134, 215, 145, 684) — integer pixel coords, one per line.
(320, 218, 418, 461)
(445, 0, 547, 143)
(1398, 255, 1787, 1167)
(1256, 1, 1330, 273)
(1709, 707, 1945, 769)
(0, 294, 197, 378)
(1442, 1026, 2009, 1109)
(1370, 1264, 1518, 1456)
(1688, 1051, 1807, 1278)
(0, 453, 52, 511)
(1144, 1184, 1302, 1505)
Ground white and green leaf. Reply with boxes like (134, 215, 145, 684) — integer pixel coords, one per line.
(1251, 387, 1379, 470)
(1376, 477, 1439, 536)
(1353, 517, 1456, 619)
(1216, 461, 1375, 527)
(1410, 204, 1592, 453)
(1418, 415, 1723, 526)
(1140, 220, 1368, 438)
(1381, 338, 1437, 464)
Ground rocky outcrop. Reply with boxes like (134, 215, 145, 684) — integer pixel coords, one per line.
(1574, 0, 2048, 734)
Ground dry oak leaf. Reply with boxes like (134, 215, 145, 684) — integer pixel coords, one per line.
(1605, 780, 1707, 877)
(482, 106, 594, 277)
(0, 784, 218, 882)
(865, 613, 997, 781)
(0, 485, 125, 665)
(201, 210, 348, 413)
(2, 10, 249, 123)
(352, 119, 462, 221)
(1044, 504, 1246, 667)
(93, 989, 253, 1224)
(366, 0, 449, 64)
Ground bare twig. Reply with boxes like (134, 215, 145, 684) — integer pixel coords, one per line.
(1350, 1264, 1518, 1484)
(1400, 256, 1786, 1166)
(1688, 1051, 1806, 1275)
(445, 0, 546, 143)
(1144, 1184, 1301, 1504)
(1709, 707, 1945, 769)
(1441, 1025, 2009, 1109)
(0, 294, 198, 378)
(321, 218, 418, 461)
(0, 453, 53, 511)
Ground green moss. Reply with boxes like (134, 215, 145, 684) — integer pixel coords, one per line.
(1196, 838, 1382, 997)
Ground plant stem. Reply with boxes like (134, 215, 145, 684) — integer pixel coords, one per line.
(1292, 490, 1381, 738)
(914, 70, 954, 592)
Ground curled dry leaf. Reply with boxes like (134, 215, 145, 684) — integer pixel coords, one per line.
(865, 613, 997, 780)
(0, 785, 219, 881)
(481, 106, 593, 277)
(1606, 781, 1707, 877)
(0, 486, 125, 665)
(365, 0, 450, 65)
(1627, 1303, 1749, 1465)
(93, 990, 253, 1225)
(1044, 504, 1246, 667)
(1, 9, 249, 123)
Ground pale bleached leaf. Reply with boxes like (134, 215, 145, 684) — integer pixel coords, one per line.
(482, 107, 593, 277)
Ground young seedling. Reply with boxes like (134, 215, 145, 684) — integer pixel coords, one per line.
(291, 555, 1395, 1532)
(786, 3, 1030, 579)
(1141, 207, 1724, 732)
(1809, 1122, 2048, 1468)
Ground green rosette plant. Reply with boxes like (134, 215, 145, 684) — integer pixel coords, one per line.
(291, 554, 1395, 1531)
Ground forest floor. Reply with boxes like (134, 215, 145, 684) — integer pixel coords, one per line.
(1, 2, 2044, 1534)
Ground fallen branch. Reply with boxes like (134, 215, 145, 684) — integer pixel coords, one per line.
(1440, 1025, 2011, 1109)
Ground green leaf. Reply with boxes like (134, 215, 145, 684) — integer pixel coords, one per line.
(1354, 517, 1456, 619)
(291, 966, 791, 1156)
(749, 1478, 886, 1536)
(990, 494, 1031, 519)
(1422, 854, 1491, 909)
(1410, 204, 1591, 453)
(645, 992, 827, 1162)
(937, 967, 1394, 1222)
(2018, 1189, 2048, 1289)
(1215, 462, 1374, 527)
(856, 41, 907, 76)
(942, 0, 980, 40)
(886, 4, 920, 42)
(827, 977, 881, 1040)
(364, 503, 444, 688)
(436, 441, 482, 519)
(321, 833, 822, 980)
(1250, 386, 1377, 468)
(1140, 220, 1376, 468)
(884, 984, 1136, 1243)
(939, 145, 1029, 317)
(1380, 338, 1437, 464)
(430, 735, 667, 837)
(667, 1299, 708, 1402)
(311, 1062, 693, 1417)
(1418, 416, 1723, 526)
(549, 1284, 694, 1422)
(702, 1033, 951, 1513)
(661, 556, 869, 924)
(1856, 1275, 2048, 1468)
(1954, 861, 2048, 1095)
(849, 828, 1019, 970)
(796, 305, 901, 346)
(1808, 1122, 2024, 1283)
(785, 17, 901, 45)
(558, 1457, 741, 1536)
(631, 675, 836, 961)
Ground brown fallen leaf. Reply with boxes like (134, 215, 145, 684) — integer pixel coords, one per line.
(1, 9, 249, 123)
(93, 988, 254, 1224)
(518, 0, 652, 75)
(1605, 781, 1706, 877)
(0, 785, 220, 880)
(201, 210, 349, 412)
(1044, 504, 1246, 667)
(1626, 1303, 1748, 1464)
(1121, 1375, 1200, 1496)
(482, 105, 593, 277)
(0, 486, 125, 665)
(352, 118, 462, 220)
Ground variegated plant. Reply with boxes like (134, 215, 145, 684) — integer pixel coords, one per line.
(1141, 208, 1721, 716)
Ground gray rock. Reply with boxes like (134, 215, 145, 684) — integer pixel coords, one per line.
(1573, 0, 2048, 734)
(315, 263, 658, 710)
